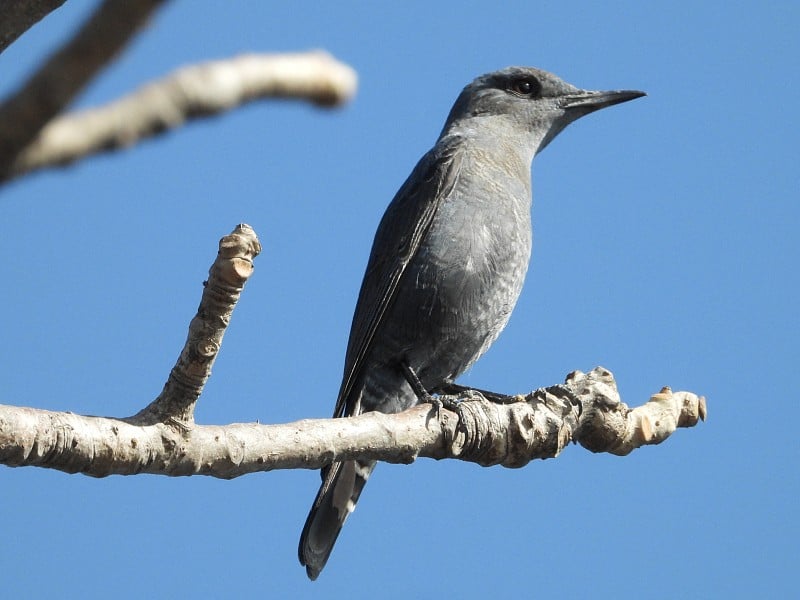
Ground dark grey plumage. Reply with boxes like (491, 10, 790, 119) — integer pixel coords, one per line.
(299, 66, 644, 580)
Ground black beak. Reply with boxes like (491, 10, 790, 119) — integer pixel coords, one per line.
(561, 89, 646, 112)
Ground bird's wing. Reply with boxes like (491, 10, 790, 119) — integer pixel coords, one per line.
(333, 136, 465, 418)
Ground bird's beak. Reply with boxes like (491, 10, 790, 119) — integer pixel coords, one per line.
(561, 89, 646, 112)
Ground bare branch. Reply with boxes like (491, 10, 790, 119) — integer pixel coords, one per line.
(0, 368, 705, 478)
(0, 225, 704, 478)
(5, 51, 358, 182)
(0, 0, 67, 54)
(131, 223, 262, 425)
(0, 0, 167, 177)
(573, 370, 707, 456)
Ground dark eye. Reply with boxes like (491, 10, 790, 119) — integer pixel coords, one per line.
(510, 77, 540, 97)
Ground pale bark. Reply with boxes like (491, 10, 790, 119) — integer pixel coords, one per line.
(0, 224, 705, 479)
(0, 368, 705, 478)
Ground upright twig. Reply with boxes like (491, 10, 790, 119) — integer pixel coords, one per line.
(130, 224, 261, 426)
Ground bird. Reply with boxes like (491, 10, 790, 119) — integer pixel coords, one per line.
(298, 66, 644, 580)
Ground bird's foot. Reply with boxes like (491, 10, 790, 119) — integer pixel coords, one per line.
(419, 390, 469, 421)
(429, 393, 469, 431)
(417, 391, 444, 419)
(400, 362, 446, 419)
(438, 382, 523, 405)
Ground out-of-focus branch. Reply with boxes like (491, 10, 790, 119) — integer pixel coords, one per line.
(4, 51, 358, 182)
(0, 0, 167, 177)
(0, 0, 67, 54)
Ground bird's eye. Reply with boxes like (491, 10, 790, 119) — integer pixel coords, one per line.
(515, 81, 532, 94)
(510, 77, 540, 97)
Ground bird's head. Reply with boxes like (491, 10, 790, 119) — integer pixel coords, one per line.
(441, 66, 645, 154)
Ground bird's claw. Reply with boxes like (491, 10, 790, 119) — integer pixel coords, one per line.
(421, 393, 466, 420)
(423, 395, 444, 419)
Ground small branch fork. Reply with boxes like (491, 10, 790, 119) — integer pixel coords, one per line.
(0, 0, 167, 179)
(0, 224, 706, 479)
(0, 0, 357, 184)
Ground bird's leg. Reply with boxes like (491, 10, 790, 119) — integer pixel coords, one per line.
(438, 381, 522, 405)
(400, 362, 439, 412)
(400, 363, 474, 428)
(400, 363, 458, 417)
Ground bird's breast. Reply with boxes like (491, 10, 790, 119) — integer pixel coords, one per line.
(400, 176, 532, 384)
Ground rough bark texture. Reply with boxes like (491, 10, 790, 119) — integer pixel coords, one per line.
(5, 51, 358, 181)
(0, 372, 705, 478)
(131, 224, 262, 426)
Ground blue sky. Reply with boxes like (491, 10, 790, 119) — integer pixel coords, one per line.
(1, 1, 797, 598)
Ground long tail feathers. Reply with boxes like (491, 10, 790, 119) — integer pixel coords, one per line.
(298, 459, 376, 580)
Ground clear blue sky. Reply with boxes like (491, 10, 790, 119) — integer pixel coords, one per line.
(2, 1, 797, 598)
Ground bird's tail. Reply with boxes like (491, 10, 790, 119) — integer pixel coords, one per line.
(298, 459, 376, 580)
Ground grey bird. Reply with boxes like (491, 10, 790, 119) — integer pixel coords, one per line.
(299, 66, 644, 580)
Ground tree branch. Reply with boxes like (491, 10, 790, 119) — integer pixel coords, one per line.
(0, 0, 167, 178)
(0, 0, 67, 54)
(4, 51, 358, 182)
(0, 372, 705, 478)
(130, 223, 262, 426)
(0, 224, 705, 478)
